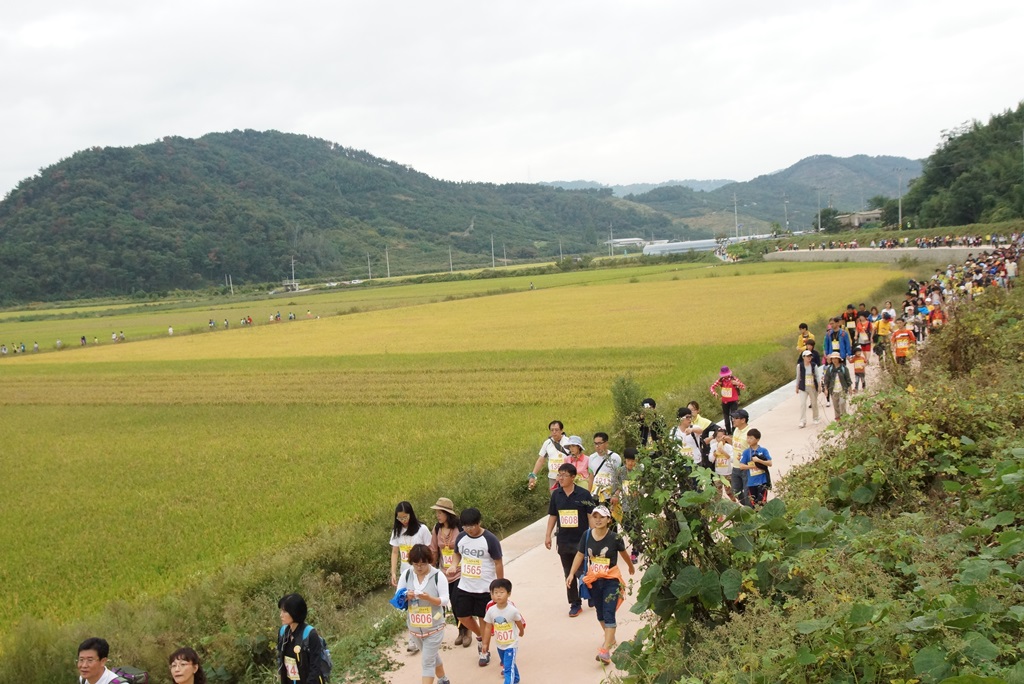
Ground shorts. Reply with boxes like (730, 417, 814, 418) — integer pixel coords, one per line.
(590, 578, 622, 626)
(452, 587, 490, 618)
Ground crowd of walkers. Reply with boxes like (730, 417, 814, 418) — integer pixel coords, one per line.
(775, 231, 1020, 252)
(74, 241, 1021, 684)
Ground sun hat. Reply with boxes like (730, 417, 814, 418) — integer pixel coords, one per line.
(719, 366, 731, 377)
(430, 497, 458, 516)
(801, 350, 812, 356)
(591, 505, 612, 518)
(829, 351, 842, 359)
(567, 435, 585, 450)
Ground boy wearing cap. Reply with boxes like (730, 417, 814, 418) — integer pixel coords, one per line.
(709, 367, 746, 433)
(823, 352, 852, 419)
(545, 463, 596, 618)
(565, 505, 636, 665)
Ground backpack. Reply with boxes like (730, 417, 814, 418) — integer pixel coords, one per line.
(98, 666, 147, 684)
(278, 624, 333, 683)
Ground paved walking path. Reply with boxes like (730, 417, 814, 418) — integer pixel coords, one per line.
(385, 367, 877, 683)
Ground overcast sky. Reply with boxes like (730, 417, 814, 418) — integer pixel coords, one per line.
(2, 0, 1021, 196)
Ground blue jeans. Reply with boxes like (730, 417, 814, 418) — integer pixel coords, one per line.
(497, 646, 519, 684)
(590, 578, 622, 627)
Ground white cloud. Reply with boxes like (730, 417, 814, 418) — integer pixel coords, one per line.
(1, 0, 1021, 195)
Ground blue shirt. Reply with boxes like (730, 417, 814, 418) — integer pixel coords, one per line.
(741, 446, 771, 486)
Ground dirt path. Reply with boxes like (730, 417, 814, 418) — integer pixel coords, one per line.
(384, 362, 881, 683)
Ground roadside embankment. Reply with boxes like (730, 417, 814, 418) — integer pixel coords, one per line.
(763, 246, 977, 263)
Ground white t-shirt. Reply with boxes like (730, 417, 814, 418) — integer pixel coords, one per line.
(484, 603, 523, 650)
(713, 441, 734, 476)
(670, 426, 703, 466)
(588, 451, 622, 500)
(455, 530, 503, 594)
(390, 524, 432, 575)
(80, 670, 122, 684)
(539, 435, 571, 480)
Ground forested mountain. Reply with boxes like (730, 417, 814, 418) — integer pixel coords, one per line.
(903, 101, 1024, 227)
(623, 155, 922, 234)
(0, 131, 691, 303)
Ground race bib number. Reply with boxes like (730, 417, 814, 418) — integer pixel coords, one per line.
(721, 386, 734, 400)
(932, 319, 943, 326)
(847, 320, 856, 330)
(896, 337, 910, 351)
(494, 622, 516, 647)
(859, 332, 869, 344)
(592, 556, 611, 576)
(716, 453, 730, 468)
(594, 471, 613, 493)
(284, 656, 300, 681)
(750, 467, 764, 476)
(558, 509, 579, 528)
(547, 456, 564, 479)
(399, 544, 412, 563)
(441, 547, 455, 570)
(462, 557, 483, 578)
(410, 605, 434, 626)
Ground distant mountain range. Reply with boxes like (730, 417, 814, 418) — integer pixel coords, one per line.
(541, 179, 735, 195)
(0, 130, 922, 303)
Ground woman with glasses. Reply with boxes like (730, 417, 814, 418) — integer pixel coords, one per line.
(391, 501, 432, 654)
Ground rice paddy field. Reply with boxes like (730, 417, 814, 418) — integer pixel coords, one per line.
(0, 260, 904, 634)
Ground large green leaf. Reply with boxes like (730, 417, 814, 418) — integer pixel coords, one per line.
(914, 644, 951, 682)
(720, 568, 742, 601)
(962, 631, 1000, 662)
(697, 569, 722, 607)
(669, 565, 703, 600)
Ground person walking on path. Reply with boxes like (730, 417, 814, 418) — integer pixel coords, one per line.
(729, 409, 752, 507)
(481, 579, 525, 684)
(390, 502, 433, 654)
(452, 507, 504, 665)
(429, 497, 468, 647)
(545, 463, 596, 618)
(740, 429, 773, 507)
(395, 545, 452, 684)
(565, 505, 635, 665)
(276, 593, 330, 684)
(795, 350, 821, 428)
(709, 366, 746, 434)
(823, 352, 852, 420)
(587, 432, 621, 503)
(529, 420, 570, 492)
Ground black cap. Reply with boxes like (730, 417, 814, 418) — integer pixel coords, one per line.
(730, 408, 749, 420)
(642, 398, 656, 409)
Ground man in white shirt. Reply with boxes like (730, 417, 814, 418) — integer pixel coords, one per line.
(529, 420, 570, 491)
(587, 431, 622, 503)
(77, 637, 123, 684)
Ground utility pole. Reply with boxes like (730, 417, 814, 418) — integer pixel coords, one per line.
(733, 193, 739, 240)
(897, 169, 904, 230)
(385, 245, 390, 278)
(783, 193, 790, 233)
(448, 245, 453, 273)
(502, 242, 507, 266)
(491, 234, 495, 268)
(367, 253, 371, 280)
(228, 274, 233, 295)
(609, 225, 613, 257)
(816, 188, 822, 233)
(559, 239, 563, 261)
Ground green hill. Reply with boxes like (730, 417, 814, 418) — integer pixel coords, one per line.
(904, 100, 1024, 227)
(0, 130, 694, 304)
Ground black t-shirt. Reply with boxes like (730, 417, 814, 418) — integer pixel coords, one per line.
(577, 528, 625, 568)
(548, 485, 596, 547)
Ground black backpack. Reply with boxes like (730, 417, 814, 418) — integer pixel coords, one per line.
(278, 624, 333, 683)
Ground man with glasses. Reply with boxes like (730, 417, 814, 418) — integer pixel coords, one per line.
(545, 463, 596, 618)
(587, 432, 622, 503)
(76, 637, 123, 684)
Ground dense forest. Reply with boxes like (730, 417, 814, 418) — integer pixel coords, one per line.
(903, 101, 1024, 227)
(0, 130, 691, 303)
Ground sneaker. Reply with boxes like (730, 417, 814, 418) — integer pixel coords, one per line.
(597, 648, 611, 664)
(569, 604, 582, 618)
(479, 650, 491, 667)
(798, 422, 805, 428)
(629, 552, 638, 564)
(813, 419, 820, 425)
(406, 642, 420, 654)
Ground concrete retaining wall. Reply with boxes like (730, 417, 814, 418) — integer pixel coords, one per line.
(763, 247, 979, 264)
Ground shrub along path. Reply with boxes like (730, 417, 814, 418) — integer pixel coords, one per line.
(384, 365, 879, 683)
